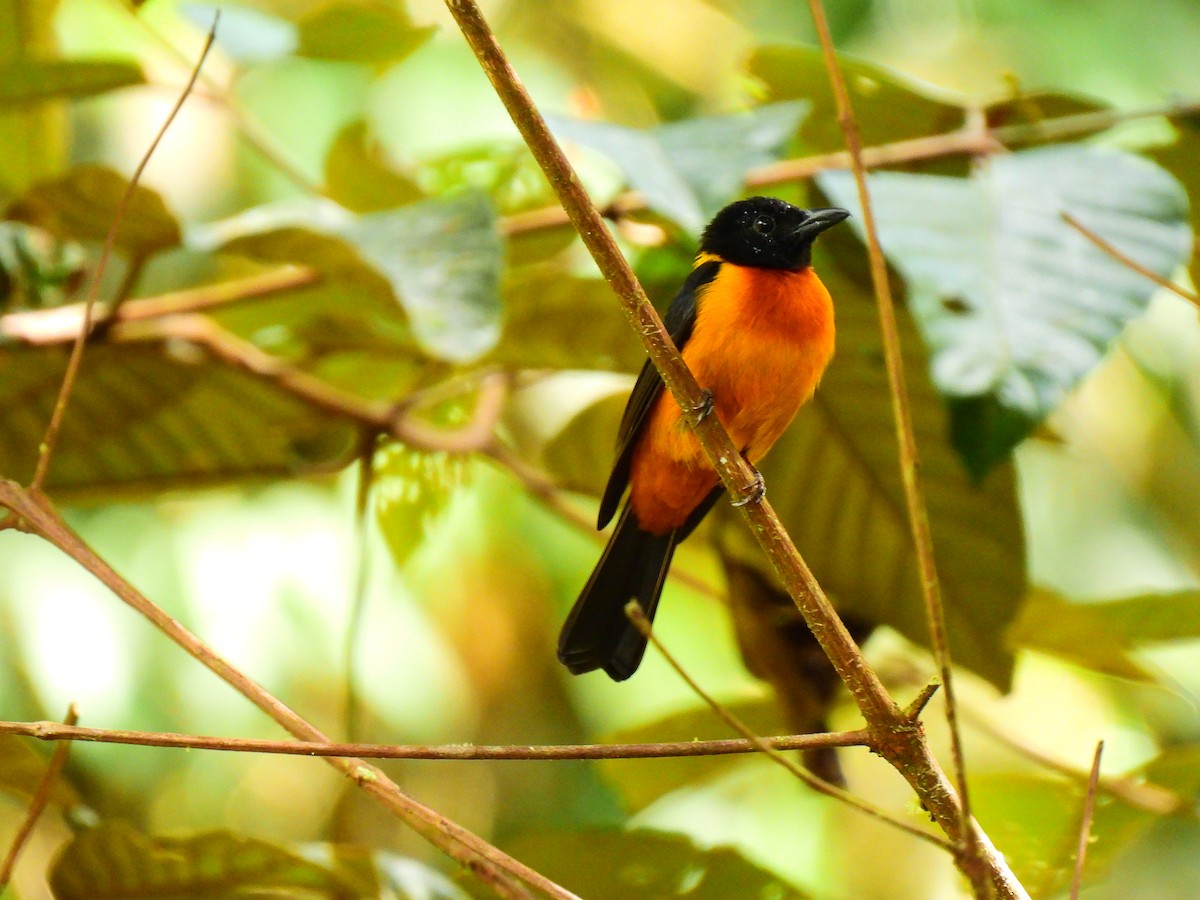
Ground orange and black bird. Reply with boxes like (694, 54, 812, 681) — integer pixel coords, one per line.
(557, 196, 849, 681)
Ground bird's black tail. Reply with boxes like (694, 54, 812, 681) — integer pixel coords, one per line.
(557, 505, 678, 681)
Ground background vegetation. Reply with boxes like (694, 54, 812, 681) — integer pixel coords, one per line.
(2, 0, 1200, 896)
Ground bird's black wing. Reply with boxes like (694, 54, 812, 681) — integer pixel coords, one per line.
(596, 258, 722, 528)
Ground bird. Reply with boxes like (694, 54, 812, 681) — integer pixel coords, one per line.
(557, 196, 850, 681)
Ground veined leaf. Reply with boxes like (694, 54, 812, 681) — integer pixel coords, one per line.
(0, 60, 143, 104)
(0, 341, 360, 496)
(819, 146, 1192, 477)
(550, 102, 809, 232)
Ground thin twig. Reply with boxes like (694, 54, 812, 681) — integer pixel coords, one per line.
(1062, 211, 1200, 311)
(0, 704, 79, 891)
(443, 1, 1027, 895)
(343, 443, 379, 745)
(624, 602, 951, 851)
(805, 1, 983, 892)
(0, 717, 869, 759)
(30, 18, 218, 493)
(0, 489, 563, 900)
(1070, 741, 1105, 900)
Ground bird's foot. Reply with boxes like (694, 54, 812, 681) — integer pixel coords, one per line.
(690, 389, 714, 422)
(732, 468, 765, 507)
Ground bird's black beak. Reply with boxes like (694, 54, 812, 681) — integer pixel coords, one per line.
(794, 207, 851, 240)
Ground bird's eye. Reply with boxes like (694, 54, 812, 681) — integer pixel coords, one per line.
(751, 215, 776, 235)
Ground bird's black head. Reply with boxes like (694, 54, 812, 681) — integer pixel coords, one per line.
(699, 196, 850, 270)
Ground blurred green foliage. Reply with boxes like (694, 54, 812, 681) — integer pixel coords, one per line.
(2, 0, 1200, 898)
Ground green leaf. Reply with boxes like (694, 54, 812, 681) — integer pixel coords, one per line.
(341, 193, 503, 363)
(1009, 589, 1200, 680)
(297, 2, 435, 66)
(324, 120, 424, 213)
(747, 44, 963, 152)
(596, 700, 785, 813)
(0, 59, 143, 104)
(984, 90, 1111, 148)
(819, 146, 1193, 477)
(489, 268, 644, 374)
(713, 252, 1026, 690)
(50, 823, 370, 898)
(5, 165, 181, 258)
(502, 829, 812, 900)
(0, 736, 80, 806)
(1007, 590, 1153, 681)
(550, 102, 809, 232)
(0, 342, 361, 496)
(374, 442, 470, 567)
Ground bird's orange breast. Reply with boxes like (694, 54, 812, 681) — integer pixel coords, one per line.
(629, 260, 836, 533)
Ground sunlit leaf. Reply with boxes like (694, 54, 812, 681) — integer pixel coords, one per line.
(0, 736, 80, 806)
(297, 2, 435, 66)
(820, 146, 1192, 477)
(374, 442, 471, 567)
(502, 829, 812, 899)
(324, 120, 424, 213)
(551, 102, 809, 232)
(50, 823, 369, 898)
(0, 60, 143, 104)
(0, 0, 65, 191)
(5, 165, 181, 258)
(747, 45, 963, 152)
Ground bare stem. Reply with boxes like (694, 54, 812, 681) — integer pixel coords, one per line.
(0, 705, 79, 891)
(624, 603, 951, 851)
(0, 717, 869, 759)
(1070, 741, 1105, 900)
(1063, 212, 1200, 310)
(30, 20, 217, 493)
(805, 0, 984, 892)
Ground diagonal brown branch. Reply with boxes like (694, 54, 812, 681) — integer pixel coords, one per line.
(0, 705, 79, 891)
(0, 718, 869, 759)
(442, 1, 1027, 897)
